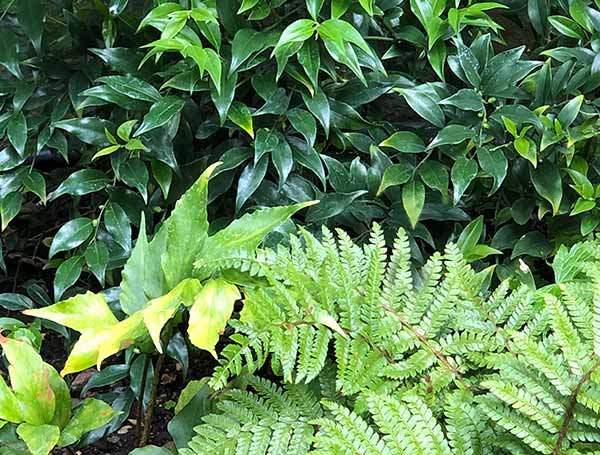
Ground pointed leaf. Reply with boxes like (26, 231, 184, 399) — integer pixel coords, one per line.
(53, 256, 84, 301)
(49, 218, 93, 259)
(143, 279, 202, 352)
(104, 202, 131, 252)
(403, 178, 425, 228)
(135, 97, 185, 137)
(24, 291, 118, 332)
(451, 156, 478, 204)
(530, 162, 562, 215)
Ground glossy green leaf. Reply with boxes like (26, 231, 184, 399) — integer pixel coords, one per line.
(50, 169, 111, 200)
(403, 179, 425, 228)
(377, 164, 413, 195)
(557, 95, 584, 128)
(514, 137, 537, 167)
(17, 0, 44, 52)
(119, 159, 149, 203)
(440, 89, 484, 111)
(104, 202, 131, 252)
(272, 135, 293, 189)
(92, 144, 121, 161)
(420, 161, 449, 202)
(1, 192, 22, 231)
(530, 163, 562, 216)
(548, 15, 586, 39)
(288, 108, 317, 147)
(188, 279, 241, 357)
(24, 172, 47, 204)
(7, 112, 27, 156)
(477, 147, 507, 194)
(211, 70, 238, 125)
(0, 294, 34, 311)
(273, 19, 316, 55)
(235, 156, 269, 212)
(229, 29, 277, 75)
(428, 125, 474, 149)
(0, 27, 22, 79)
(49, 218, 93, 259)
(302, 87, 330, 136)
(53, 256, 84, 301)
(399, 87, 445, 127)
(451, 156, 478, 204)
(380, 131, 425, 153)
(511, 232, 552, 259)
(85, 241, 109, 285)
(456, 215, 484, 254)
(298, 37, 320, 92)
(228, 101, 254, 138)
(455, 41, 481, 88)
(53, 118, 113, 146)
(135, 97, 186, 137)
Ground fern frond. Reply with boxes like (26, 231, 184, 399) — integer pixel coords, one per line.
(313, 401, 391, 455)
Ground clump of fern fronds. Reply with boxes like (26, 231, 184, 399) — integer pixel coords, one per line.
(183, 227, 600, 455)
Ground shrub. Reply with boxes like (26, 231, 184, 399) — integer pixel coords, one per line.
(4, 0, 600, 453)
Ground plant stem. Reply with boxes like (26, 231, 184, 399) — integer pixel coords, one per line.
(552, 359, 600, 455)
(139, 352, 166, 447)
(382, 304, 470, 390)
(136, 354, 151, 443)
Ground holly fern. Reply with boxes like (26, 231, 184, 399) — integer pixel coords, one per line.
(25, 164, 316, 376)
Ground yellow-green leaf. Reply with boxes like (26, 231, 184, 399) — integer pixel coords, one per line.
(188, 279, 240, 357)
(58, 398, 118, 447)
(228, 101, 254, 138)
(143, 279, 202, 353)
(24, 291, 118, 332)
(17, 423, 60, 455)
(61, 313, 146, 376)
(92, 144, 121, 161)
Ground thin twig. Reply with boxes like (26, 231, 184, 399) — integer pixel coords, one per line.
(552, 359, 600, 455)
(139, 352, 166, 447)
(136, 355, 151, 444)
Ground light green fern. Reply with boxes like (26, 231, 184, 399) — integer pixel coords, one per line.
(181, 227, 600, 455)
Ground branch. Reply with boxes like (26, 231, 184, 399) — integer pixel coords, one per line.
(139, 352, 166, 447)
(552, 359, 600, 455)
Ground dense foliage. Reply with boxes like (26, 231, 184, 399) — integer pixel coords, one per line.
(4, 0, 600, 453)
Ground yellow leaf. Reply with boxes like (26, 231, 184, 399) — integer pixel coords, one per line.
(61, 313, 146, 376)
(24, 292, 118, 333)
(188, 279, 240, 357)
(143, 278, 202, 353)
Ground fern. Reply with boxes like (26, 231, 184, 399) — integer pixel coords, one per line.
(182, 376, 323, 455)
(183, 228, 600, 455)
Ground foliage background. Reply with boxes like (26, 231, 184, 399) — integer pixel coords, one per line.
(3, 0, 600, 453)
